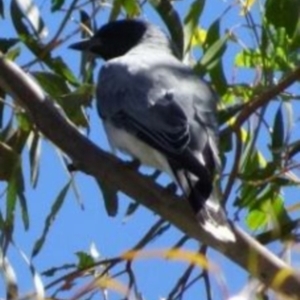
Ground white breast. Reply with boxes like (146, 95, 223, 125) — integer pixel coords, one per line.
(104, 121, 173, 177)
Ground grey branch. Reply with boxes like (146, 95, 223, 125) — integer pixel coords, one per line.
(0, 53, 300, 298)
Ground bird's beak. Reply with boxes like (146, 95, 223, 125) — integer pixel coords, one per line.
(69, 38, 99, 52)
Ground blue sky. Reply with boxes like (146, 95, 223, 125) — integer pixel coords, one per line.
(2, 0, 298, 299)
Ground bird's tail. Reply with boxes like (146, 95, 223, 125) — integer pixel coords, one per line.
(169, 151, 235, 242)
(195, 195, 236, 242)
(176, 169, 235, 242)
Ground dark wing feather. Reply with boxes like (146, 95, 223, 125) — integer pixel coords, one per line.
(110, 95, 190, 155)
(97, 62, 191, 155)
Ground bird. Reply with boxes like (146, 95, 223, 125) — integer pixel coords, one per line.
(69, 19, 235, 242)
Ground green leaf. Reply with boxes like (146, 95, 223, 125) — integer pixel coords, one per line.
(203, 18, 221, 49)
(287, 140, 300, 159)
(5, 165, 27, 231)
(124, 202, 139, 219)
(16, 112, 32, 132)
(6, 169, 19, 232)
(122, 0, 140, 17)
(195, 19, 228, 94)
(109, 0, 122, 21)
(283, 100, 293, 143)
(219, 129, 233, 153)
(51, 0, 64, 12)
(32, 72, 92, 126)
(0, 38, 19, 53)
(76, 252, 95, 270)
(201, 38, 227, 68)
(234, 34, 290, 71)
(49, 57, 79, 86)
(0, 211, 5, 231)
(290, 19, 300, 51)
(0, 142, 19, 181)
(235, 48, 263, 68)
(271, 106, 284, 158)
(236, 183, 265, 208)
(0, 115, 14, 141)
(246, 209, 266, 231)
(265, 0, 300, 38)
(18, 190, 29, 230)
(11, 2, 78, 85)
(96, 178, 118, 217)
(218, 103, 244, 125)
(13, 0, 48, 39)
(0, 87, 4, 128)
(183, 0, 205, 53)
(0, 0, 4, 18)
(5, 127, 30, 155)
(4, 47, 21, 61)
(241, 162, 276, 182)
(32, 71, 70, 98)
(209, 58, 227, 96)
(246, 191, 290, 230)
(109, 0, 141, 18)
(58, 84, 94, 126)
(150, 0, 183, 58)
(28, 132, 41, 188)
(11, 0, 31, 38)
(80, 9, 90, 27)
(31, 181, 71, 257)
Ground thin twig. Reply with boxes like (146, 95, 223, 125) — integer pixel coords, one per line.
(223, 127, 242, 205)
(167, 263, 195, 300)
(234, 66, 300, 127)
(201, 246, 212, 300)
(132, 218, 167, 251)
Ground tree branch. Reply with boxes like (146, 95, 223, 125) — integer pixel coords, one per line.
(0, 53, 300, 298)
(234, 66, 300, 128)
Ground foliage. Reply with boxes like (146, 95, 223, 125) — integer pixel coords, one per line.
(0, 0, 300, 299)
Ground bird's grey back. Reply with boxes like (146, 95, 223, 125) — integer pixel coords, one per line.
(96, 27, 220, 167)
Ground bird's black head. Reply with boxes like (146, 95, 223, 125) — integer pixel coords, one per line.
(69, 19, 148, 60)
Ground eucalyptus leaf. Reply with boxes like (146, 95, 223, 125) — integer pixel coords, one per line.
(14, 0, 48, 39)
(266, 0, 300, 38)
(96, 178, 118, 217)
(271, 106, 284, 161)
(0, 0, 4, 18)
(0, 38, 19, 53)
(183, 0, 205, 54)
(51, 0, 64, 12)
(32, 181, 71, 257)
(150, 0, 183, 58)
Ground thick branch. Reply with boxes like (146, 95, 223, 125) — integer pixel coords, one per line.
(0, 54, 300, 298)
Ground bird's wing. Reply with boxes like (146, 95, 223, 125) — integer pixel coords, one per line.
(96, 60, 193, 156)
